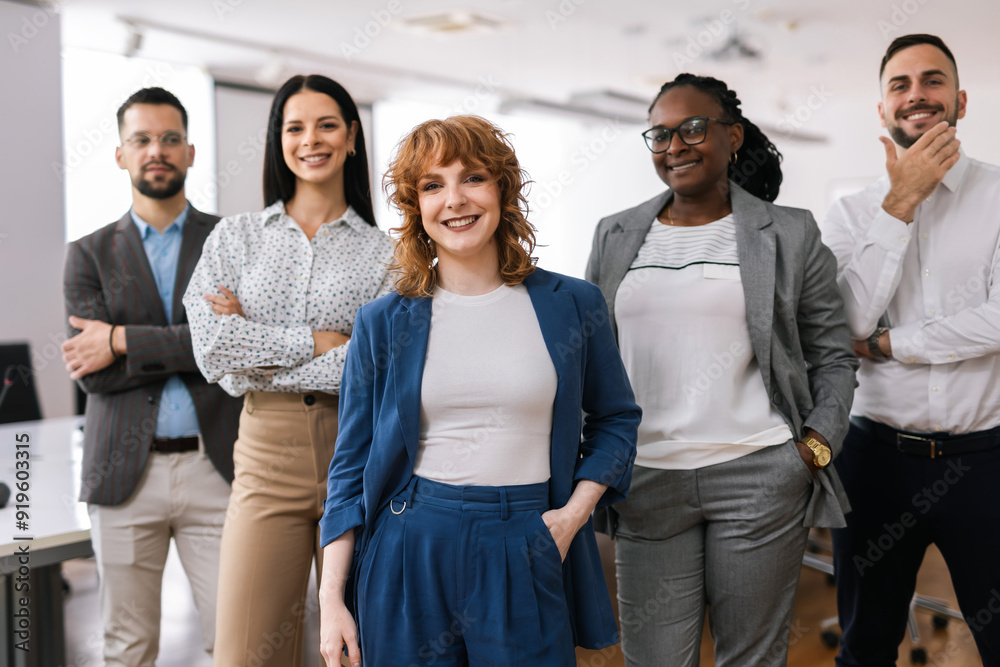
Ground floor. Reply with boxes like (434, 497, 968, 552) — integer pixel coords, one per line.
(64, 533, 984, 666)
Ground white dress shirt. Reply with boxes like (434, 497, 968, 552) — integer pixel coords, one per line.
(183, 201, 394, 396)
(822, 153, 1000, 434)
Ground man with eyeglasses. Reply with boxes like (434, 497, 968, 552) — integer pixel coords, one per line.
(822, 34, 1000, 666)
(61, 87, 240, 666)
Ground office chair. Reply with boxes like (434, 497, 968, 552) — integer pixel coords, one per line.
(0, 342, 43, 424)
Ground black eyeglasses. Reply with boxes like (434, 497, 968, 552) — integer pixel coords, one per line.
(641, 117, 735, 153)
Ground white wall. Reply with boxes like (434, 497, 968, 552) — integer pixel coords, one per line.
(0, 0, 70, 418)
(213, 83, 270, 217)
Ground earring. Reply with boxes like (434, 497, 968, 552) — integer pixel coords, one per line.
(730, 152, 738, 165)
(348, 149, 356, 157)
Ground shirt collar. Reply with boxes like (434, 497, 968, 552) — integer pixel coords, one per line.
(131, 204, 190, 239)
(940, 150, 969, 193)
(261, 200, 370, 233)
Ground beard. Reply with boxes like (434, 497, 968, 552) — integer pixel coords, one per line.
(887, 99, 960, 149)
(134, 164, 186, 199)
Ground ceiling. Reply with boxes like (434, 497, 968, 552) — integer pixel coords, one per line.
(59, 0, 1000, 132)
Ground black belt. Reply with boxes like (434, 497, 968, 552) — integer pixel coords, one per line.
(151, 436, 199, 454)
(853, 416, 1000, 459)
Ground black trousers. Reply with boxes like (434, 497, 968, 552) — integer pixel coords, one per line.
(831, 420, 1000, 666)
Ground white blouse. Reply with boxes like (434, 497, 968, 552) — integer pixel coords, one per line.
(183, 201, 394, 396)
(616, 215, 792, 470)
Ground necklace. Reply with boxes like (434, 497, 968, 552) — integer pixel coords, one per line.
(665, 206, 677, 226)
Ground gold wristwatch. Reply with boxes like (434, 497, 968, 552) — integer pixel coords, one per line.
(801, 435, 832, 468)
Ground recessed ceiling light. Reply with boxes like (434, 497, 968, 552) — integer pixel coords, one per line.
(397, 11, 514, 35)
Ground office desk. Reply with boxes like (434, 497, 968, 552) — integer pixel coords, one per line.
(0, 417, 91, 667)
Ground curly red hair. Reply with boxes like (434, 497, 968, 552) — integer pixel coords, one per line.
(383, 115, 536, 297)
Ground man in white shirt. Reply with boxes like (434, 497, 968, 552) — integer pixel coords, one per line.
(822, 34, 1000, 666)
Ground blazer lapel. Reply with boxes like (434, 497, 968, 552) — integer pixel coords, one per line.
(524, 270, 575, 475)
(114, 212, 168, 324)
(603, 190, 672, 299)
(391, 297, 432, 467)
(731, 182, 776, 393)
(174, 207, 211, 324)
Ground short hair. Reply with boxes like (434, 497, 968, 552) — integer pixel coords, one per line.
(116, 87, 188, 133)
(262, 74, 376, 226)
(383, 115, 536, 298)
(880, 34, 958, 83)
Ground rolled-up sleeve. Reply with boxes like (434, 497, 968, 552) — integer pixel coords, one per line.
(319, 309, 375, 546)
(574, 285, 640, 505)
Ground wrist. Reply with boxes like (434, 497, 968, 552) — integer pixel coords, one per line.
(879, 330, 892, 358)
(867, 327, 891, 361)
(113, 325, 127, 356)
(882, 191, 918, 223)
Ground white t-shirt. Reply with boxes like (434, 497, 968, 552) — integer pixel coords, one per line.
(616, 215, 792, 470)
(414, 283, 557, 485)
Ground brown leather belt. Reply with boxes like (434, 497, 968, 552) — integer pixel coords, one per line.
(151, 436, 199, 453)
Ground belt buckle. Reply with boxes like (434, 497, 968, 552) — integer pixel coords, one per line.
(896, 433, 938, 459)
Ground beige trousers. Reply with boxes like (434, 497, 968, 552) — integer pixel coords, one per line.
(212, 391, 338, 667)
(88, 443, 232, 667)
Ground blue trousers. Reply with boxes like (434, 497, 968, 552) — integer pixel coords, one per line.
(832, 420, 1000, 667)
(356, 476, 577, 666)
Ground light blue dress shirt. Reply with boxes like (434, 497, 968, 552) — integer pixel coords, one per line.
(131, 206, 200, 438)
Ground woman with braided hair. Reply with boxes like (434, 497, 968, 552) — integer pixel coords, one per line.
(586, 74, 857, 665)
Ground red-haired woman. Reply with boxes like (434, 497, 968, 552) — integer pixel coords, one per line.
(317, 115, 640, 666)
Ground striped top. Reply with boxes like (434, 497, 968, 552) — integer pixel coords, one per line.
(629, 215, 739, 272)
(616, 214, 792, 470)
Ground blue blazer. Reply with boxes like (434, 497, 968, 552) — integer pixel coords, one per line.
(320, 267, 640, 649)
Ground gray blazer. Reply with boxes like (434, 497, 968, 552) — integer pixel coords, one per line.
(586, 182, 857, 527)
(64, 206, 242, 506)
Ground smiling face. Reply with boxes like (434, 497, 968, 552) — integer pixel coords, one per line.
(280, 89, 357, 188)
(648, 86, 743, 198)
(417, 159, 502, 270)
(115, 103, 194, 200)
(879, 43, 966, 149)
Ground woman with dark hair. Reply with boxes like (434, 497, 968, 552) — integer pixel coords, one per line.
(183, 74, 393, 666)
(316, 115, 640, 666)
(586, 74, 857, 665)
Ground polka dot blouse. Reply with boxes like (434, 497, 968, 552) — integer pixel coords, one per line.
(183, 200, 394, 396)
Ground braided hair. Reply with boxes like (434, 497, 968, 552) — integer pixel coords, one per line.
(649, 74, 783, 202)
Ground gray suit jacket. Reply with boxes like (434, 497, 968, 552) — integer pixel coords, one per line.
(586, 182, 857, 527)
(64, 206, 242, 505)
